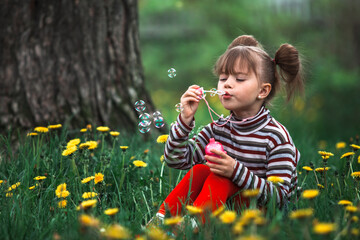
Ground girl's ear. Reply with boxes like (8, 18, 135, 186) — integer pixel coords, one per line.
(258, 83, 272, 99)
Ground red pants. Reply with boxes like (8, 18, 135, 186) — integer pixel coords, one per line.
(158, 164, 249, 217)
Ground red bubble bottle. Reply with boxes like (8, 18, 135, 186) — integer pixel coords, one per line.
(205, 138, 226, 163)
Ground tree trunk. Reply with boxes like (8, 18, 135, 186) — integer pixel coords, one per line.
(0, 0, 156, 134)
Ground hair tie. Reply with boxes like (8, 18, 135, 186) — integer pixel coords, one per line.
(272, 58, 276, 64)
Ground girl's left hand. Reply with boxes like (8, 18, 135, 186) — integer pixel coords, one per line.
(205, 149, 236, 178)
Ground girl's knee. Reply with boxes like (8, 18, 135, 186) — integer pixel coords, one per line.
(191, 164, 211, 174)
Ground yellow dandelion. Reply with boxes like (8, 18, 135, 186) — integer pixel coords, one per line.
(133, 160, 147, 168)
(313, 222, 337, 235)
(254, 217, 267, 225)
(56, 183, 67, 193)
(186, 205, 203, 215)
(164, 216, 183, 226)
(81, 176, 95, 184)
(315, 167, 330, 172)
(67, 138, 81, 148)
(317, 184, 324, 189)
(57, 190, 70, 198)
(219, 210, 237, 224)
(336, 142, 346, 149)
(240, 209, 262, 224)
(160, 155, 165, 163)
(147, 226, 167, 240)
(302, 166, 313, 171)
(33, 176, 47, 181)
(79, 214, 100, 228)
(341, 152, 355, 159)
(96, 126, 110, 132)
(62, 145, 77, 156)
(94, 173, 104, 184)
(289, 208, 314, 219)
(267, 176, 284, 184)
(82, 192, 98, 199)
(104, 208, 119, 216)
(130, 156, 136, 160)
(242, 189, 260, 198)
(350, 144, 360, 150)
(358, 155, 360, 163)
(156, 135, 169, 143)
(58, 200, 67, 208)
(79, 143, 90, 149)
(351, 216, 359, 222)
(351, 228, 359, 236)
(232, 221, 244, 235)
(338, 200, 353, 206)
(8, 182, 21, 191)
(104, 224, 130, 239)
(351, 171, 360, 178)
(34, 126, 49, 133)
(79, 199, 97, 210)
(211, 205, 225, 218)
(84, 141, 98, 150)
(110, 131, 120, 137)
(0, 180, 3, 185)
(120, 146, 129, 151)
(237, 234, 264, 240)
(86, 124, 92, 129)
(80, 128, 87, 133)
(345, 206, 358, 213)
(318, 151, 334, 157)
(27, 132, 38, 136)
(302, 189, 320, 199)
(29, 185, 36, 190)
(6, 192, 13, 197)
(48, 124, 62, 129)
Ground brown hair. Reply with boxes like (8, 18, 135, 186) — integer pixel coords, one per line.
(213, 35, 304, 103)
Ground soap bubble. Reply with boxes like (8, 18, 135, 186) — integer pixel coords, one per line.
(210, 88, 217, 97)
(134, 100, 146, 112)
(139, 113, 151, 120)
(168, 68, 176, 78)
(175, 103, 184, 113)
(138, 121, 151, 133)
(140, 119, 151, 127)
(153, 116, 165, 128)
(153, 111, 162, 118)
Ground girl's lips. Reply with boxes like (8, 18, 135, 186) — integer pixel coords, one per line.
(223, 91, 232, 99)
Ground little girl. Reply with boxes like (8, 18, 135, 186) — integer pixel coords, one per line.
(151, 35, 303, 225)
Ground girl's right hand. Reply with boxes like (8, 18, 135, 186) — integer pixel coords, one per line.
(180, 85, 202, 125)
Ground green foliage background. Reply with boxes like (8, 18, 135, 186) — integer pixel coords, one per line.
(139, 0, 360, 146)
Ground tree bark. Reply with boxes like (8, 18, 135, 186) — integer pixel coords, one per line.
(0, 0, 156, 134)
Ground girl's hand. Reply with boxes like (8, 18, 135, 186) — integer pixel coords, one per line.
(205, 149, 236, 178)
(180, 85, 202, 125)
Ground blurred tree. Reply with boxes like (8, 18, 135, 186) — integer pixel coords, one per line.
(0, 0, 156, 134)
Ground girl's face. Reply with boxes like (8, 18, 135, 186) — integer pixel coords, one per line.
(217, 59, 269, 119)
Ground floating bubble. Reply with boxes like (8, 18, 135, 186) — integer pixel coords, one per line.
(168, 68, 176, 78)
(139, 113, 151, 120)
(138, 121, 151, 133)
(153, 111, 162, 118)
(134, 100, 146, 112)
(216, 90, 226, 96)
(175, 103, 184, 113)
(210, 88, 217, 97)
(140, 119, 151, 127)
(153, 116, 165, 128)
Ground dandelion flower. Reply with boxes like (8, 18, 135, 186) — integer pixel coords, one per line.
(317, 184, 324, 189)
(164, 216, 183, 226)
(67, 139, 81, 148)
(80, 128, 87, 132)
(8, 182, 21, 191)
(79, 199, 97, 210)
(236, 234, 264, 240)
(211, 205, 225, 218)
(55, 183, 69, 198)
(254, 217, 267, 225)
(29, 185, 36, 190)
(232, 221, 244, 235)
(351, 216, 359, 222)
(48, 124, 62, 129)
(351, 228, 359, 236)
(34, 126, 49, 133)
(120, 146, 129, 151)
(104, 208, 119, 216)
(341, 152, 355, 159)
(289, 208, 314, 219)
(143, 149, 149, 154)
(147, 226, 167, 240)
(160, 155, 165, 163)
(313, 222, 337, 235)
(56, 183, 67, 193)
(267, 176, 284, 184)
(6, 192, 13, 197)
(338, 200, 353, 206)
(302, 189, 320, 199)
(358, 155, 360, 164)
(62, 145, 77, 156)
(33, 176, 46, 181)
(87, 141, 98, 150)
(58, 200, 67, 208)
(81, 176, 95, 184)
(350, 144, 360, 150)
(186, 205, 203, 215)
(133, 160, 147, 168)
(27, 132, 38, 136)
(104, 224, 130, 239)
(345, 206, 358, 213)
(351, 171, 360, 178)
(219, 210, 237, 224)
(79, 214, 100, 228)
(94, 173, 104, 184)
(318, 151, 334, 157)
(315, 167, 330, 172)
(82, 192, 98, 199)
(156, 135, 169, 143)
(110, 131, 120, 137)
(336, 142, 346, 149)
(86, 124, 92, 129)
(242, 189, 260, 198)
(240, 209, 262, 224)
(96, 126, 110, 132)
(302, 166, 313, 171)
(57, 190, 70, 198)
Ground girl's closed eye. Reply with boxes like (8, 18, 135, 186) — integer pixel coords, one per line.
(236, 78, 245, 82)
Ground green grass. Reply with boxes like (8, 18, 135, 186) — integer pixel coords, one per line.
(0, 125, 359, 240)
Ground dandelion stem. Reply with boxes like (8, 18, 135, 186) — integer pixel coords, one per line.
(312, 170, 320, 185)
(159, 161, 165, 195)
(142, 191, 151, 217)
(336, 178, 342, 197)
(300, 174, 308, 189)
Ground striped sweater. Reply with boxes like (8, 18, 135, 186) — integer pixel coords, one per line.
(164, 106, 300, 207)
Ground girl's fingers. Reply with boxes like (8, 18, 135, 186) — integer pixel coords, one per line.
(210, 149, 227, 158)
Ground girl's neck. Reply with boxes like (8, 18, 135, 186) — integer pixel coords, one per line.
(232, 105, 263, 120)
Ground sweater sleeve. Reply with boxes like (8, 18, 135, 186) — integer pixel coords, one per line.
(231, 142, 298, 207)
(164, 114, 213, 170)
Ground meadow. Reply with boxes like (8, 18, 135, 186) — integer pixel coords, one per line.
(0, 124, 359, 240)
